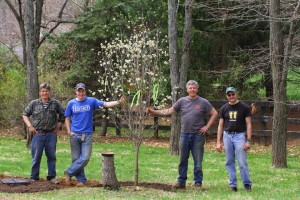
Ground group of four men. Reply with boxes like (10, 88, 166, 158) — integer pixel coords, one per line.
(22, 80, 252, 191)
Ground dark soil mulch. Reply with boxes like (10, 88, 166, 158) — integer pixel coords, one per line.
(0, 175, 173, 193)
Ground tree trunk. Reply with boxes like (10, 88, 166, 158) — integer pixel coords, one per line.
(24, 0, 39, 101)
(269, 0, 287, 168)
(4, 0, 27, 64)
(153, 115, 159, 138)
(115, 116, 121, 136)
(100, 109, 109, 136)
(5, 0, 70, 102)
(134, 141, 141, 186)
(179, 0, 193, 93)
(168, 0, 180, 155)
(271, 0, 300, 168)
(101, 152, 120, 190)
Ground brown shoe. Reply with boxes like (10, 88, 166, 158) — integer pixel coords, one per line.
(64, 171, 71, 186)
(230, 187, 238, 192)
(49, 178, 59, 184)
(172, 182, 186, 190)
(76, 182, 86, 187)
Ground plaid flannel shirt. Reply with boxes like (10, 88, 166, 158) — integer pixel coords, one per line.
(22, 98, 65, 131)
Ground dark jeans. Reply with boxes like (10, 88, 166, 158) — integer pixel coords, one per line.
(30, 132, 57, 180)
(177, 133, 205, 184)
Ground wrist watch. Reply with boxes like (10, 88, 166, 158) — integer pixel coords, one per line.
(247, 139, 252, 144)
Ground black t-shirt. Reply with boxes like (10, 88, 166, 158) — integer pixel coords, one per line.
(219, 101, 251, 132)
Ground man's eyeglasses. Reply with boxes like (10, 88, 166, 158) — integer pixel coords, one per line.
(227, 93, 235, 97)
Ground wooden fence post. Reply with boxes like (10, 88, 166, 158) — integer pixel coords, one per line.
(115, 116, 121, 136)
(154, 116, 159, 138)
(101, 152, 120, 190)
(260, 104, 268, 145)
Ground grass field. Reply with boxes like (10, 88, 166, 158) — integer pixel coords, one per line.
(0, 133, 299, 200)
(249, 70, 300, 101)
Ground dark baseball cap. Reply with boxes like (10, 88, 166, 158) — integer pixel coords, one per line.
(75, 83, 85, 90)
(225, 87, 236, 94)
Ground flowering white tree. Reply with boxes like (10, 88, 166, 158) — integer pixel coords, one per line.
(94, 28, 169, 186)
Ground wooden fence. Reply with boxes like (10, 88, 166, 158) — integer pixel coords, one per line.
(93, 100, 300, 140)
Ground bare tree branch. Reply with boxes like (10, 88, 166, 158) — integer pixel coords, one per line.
(38, 0, 70, 47)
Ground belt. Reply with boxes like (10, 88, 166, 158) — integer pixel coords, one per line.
(36, 129, 54, 133)
(226, 131, 244, 134)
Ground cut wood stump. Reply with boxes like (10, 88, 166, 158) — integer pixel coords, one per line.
(101, 152, 120, 190)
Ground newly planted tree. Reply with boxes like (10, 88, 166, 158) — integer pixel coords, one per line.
(94, 28, 169, 186)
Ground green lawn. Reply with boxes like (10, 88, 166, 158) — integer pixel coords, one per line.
(0, 134, 299, 200)
(248, 70, 300, 101)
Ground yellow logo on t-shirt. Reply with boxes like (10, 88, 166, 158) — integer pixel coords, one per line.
(229, 111, 237, 121)
(195, 104, 201, 109)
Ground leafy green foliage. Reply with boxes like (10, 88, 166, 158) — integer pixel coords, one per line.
(0, 45, 26, 127)
(45, 0, 168, 96)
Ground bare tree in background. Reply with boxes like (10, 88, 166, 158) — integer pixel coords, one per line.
(168, 0, 194, 155)
(270, 0, 300, 167)
(168, 0, 180, 155)
(195, 0, 300, 167)
(3, 0, 92, 101)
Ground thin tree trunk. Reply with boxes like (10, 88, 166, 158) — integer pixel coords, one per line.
(115, 116, 121, 136)
(179, 0, 193, 93)
(134, 142, 141, 186)
(24, 0, 39, 101)
(168, 0, 180, 155)
(100, 109, 109, 136)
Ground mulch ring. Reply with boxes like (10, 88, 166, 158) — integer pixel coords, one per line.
(0, 175, 173, 193)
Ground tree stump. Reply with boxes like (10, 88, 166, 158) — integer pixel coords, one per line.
(101, 152, 120, 190)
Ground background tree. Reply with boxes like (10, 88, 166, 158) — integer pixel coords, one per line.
(46, 0, 169, 135)
(168, 0, 194, 155)
(168, 0, 181, 155)
(270, 0, 300, 167)
(4, 0, 72, 101)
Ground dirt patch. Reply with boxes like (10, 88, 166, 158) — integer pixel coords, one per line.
(0, 175, 173, 193)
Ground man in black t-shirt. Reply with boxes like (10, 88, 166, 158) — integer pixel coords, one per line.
(216, 87, 252, 192)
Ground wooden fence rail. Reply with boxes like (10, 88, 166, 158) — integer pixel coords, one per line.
(93, 100, 300, 139)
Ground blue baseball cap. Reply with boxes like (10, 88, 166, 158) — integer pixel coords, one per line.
(75, 83, 85, 90)
(225, 87, 236, 94)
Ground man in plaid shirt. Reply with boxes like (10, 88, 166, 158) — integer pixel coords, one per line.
(22, 83, 65, 184)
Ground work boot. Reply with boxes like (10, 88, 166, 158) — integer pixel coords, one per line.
(49, 178, 59, 184)
(64, 171, 71, 186)
(76, 182, 86, 187)
(194, 182, 202, 188)
(172, 182, 186, 190)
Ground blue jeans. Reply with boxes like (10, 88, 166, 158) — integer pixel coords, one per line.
(177, 133, 205, 184)
(31, 132, 57, 181)
(223, 131, 252, 187)
(65, 133, 93, 183)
